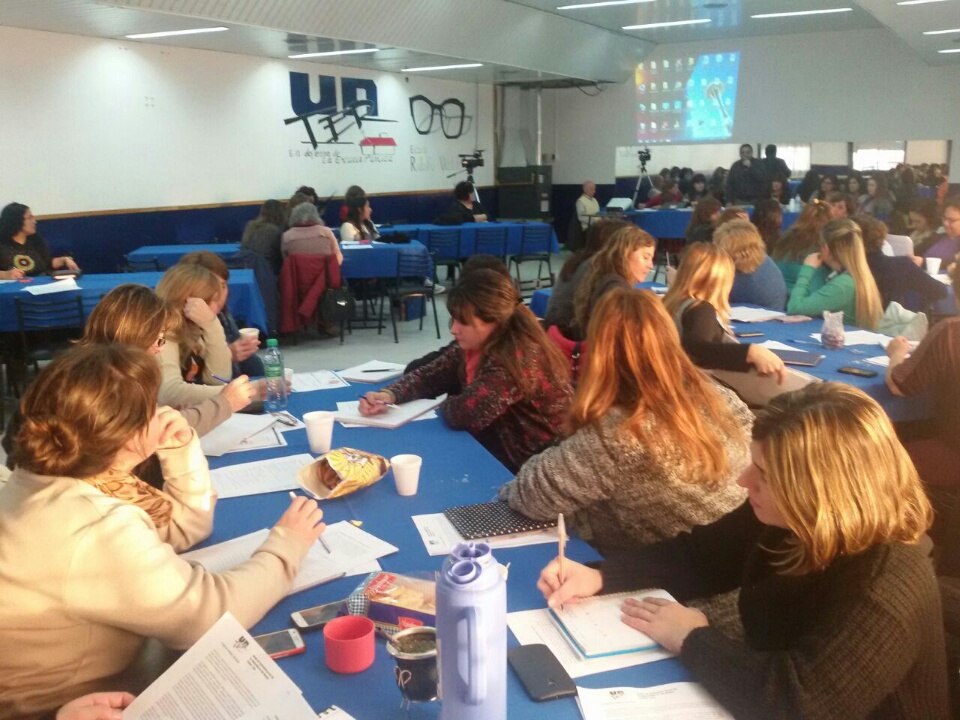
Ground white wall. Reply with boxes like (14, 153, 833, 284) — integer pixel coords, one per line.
(546, 28, 960, 184)
(0, 26, 494, 215)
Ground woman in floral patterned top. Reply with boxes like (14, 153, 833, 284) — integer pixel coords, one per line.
(360, 270, 572, 471)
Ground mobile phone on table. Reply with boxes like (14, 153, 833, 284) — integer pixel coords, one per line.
(290, 600, 345, 632)
(838, 366, 878, 378)
(508, 644, 576, 701)
(253, 628, 306, 659)
(735, 331, 764, 338)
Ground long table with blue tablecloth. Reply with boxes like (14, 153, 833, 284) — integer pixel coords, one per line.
(591, 208, 800, 240)
(0, 270, 269, 333)
(204, 383, 689, 718)
(530, 285, 931, 423)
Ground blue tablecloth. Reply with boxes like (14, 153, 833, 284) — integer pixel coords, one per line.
(0, 270, 269, 333)
(340, 240, 433, 280)
(375, 222, 560, 255)
(204, 384, 688, 718)
(597, 209, 800, 240)
(126, 243, 241, 266)
(531, 281, 663, 320)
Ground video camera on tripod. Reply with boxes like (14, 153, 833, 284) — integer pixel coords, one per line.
(638, 147, 651, 173)
(459, 150, 485, 172)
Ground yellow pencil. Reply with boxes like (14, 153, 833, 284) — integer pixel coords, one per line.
(557, 513, 567, 605)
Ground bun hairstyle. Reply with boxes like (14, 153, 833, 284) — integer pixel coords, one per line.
(16, 344, 161, 479)
(79, 284, 176, 350)
(446, 269, 570, 397)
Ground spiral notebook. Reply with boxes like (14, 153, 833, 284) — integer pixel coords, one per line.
(549, 589, 676, 659)
(443, 501, 557, 540)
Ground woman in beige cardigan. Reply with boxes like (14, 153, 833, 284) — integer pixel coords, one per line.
(0, 344, 326, 719)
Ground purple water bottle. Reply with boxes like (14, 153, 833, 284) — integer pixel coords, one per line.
(436, 542, 507, 720)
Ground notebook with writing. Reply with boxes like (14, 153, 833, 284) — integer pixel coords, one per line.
(549, 589, 676, 659)
(443, 502, 557, 541)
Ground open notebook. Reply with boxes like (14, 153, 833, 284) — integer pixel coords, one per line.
(549, 589, 676, 659)
(334, 397, 444, 429)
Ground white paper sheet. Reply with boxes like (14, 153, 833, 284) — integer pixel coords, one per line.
(180, 522, 396, 595)
(507, 609, 673, 679)
(227, 425, 287, 453)
(199, 414, 279, 456)
(338, 407, 438, 428)
(124, 613, 306, 720)
(338, 360, 406, 383)
(878, 337, 919, 350)
(211, 454, 315, 499)
(291, 370, 350, 392)
(811, 330, 892, 346)
(22, 277, 80, 295)
(758, 340, 795, 352)
(575, 683, 733, 720)
(864, 355, 891, 367)
(412, 513, 559, 556)
(334, 397, 443, 429)
(728, 306, 785, 323)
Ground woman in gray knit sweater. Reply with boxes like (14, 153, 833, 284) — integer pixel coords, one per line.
(500, 287, 751, 554)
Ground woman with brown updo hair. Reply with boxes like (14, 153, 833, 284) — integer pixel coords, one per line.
(0, 344, 326, 718)
(685, 197, 721, 243)
(360, 270, 573, 471)
(155, 263, 235, 408)
(770, 200, 832, 292)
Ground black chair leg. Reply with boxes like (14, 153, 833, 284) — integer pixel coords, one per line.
(431, 294, 440, 339)
(390, 296, 399, 343)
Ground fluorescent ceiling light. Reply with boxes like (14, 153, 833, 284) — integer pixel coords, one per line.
(938, 48, 960, 52)
(558, 0, 654, 9)
(289, 48, 380, 58)
(751, 8, 852, 19)
(923, 28, 960, 34)
(126, 27, 228, 39)
(623, 19, 712, 30)
(898, 0, 948, 5)
(401, 63, 483, 72)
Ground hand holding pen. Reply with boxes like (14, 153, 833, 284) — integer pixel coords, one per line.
(285, 492, 331, 553)
(358, 391, 398, 417)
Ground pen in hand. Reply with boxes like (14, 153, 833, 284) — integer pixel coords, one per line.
(357, 394, 399, 409)
(557, 513, 567, 611)
(289, 491, 331, 553)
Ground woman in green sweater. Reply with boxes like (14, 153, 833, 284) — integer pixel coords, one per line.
(787, 218, 883, 329)
(537, 383, 947, 719)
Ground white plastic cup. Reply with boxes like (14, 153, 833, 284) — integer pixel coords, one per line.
(285, 367, 294, 384)
(239, 327, 259, 340)
(390, 454, 423, 496)
(926, 257, 942, 274)
(303, 411, 335, 454)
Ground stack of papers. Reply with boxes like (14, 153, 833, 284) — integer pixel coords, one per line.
(411, 513, 559, 556)
(576, 683, 733, 720)
(338, 360, 405, 383)
(180, 521, 396, 595)
(291, 370, 349, 392)
(728, 306, 786, 323)
(210, 454, 314, 499)
(811, 330, 890, 346)
(199, 414, 283, 457)
(22, 277, 80, 295)
(334, 397, 443, 429)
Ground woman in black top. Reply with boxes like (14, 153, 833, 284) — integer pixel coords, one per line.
(0, 203, 78, 278)
(538, 383, 947, 720)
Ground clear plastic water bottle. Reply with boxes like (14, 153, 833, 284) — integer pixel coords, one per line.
(262, 338, 287, 411)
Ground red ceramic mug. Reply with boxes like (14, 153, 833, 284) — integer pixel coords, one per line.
(323, 615, 375, 673)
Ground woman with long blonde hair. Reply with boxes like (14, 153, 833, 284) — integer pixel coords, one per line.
(501, 288, 751, 555)
(155, 263, 234, 407)
(771, 200, 832, 291)
(360, 270, 572, 471)
(663, 243, 785, 379)
(537, 383, 946, 719)
(572, 225, 656, 339)
(787, 218, 883, 329)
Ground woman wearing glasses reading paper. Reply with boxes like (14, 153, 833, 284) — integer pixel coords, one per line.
(360, 270, 572, 472)
(537, 383, 948, 720)
(0, 344, 326, 719)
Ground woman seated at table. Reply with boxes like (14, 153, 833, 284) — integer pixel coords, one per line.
(360, 270, 572, 472)
(786, 218, 883, 329)
(0, 202, 79, 278)
(501, 288, 751, 555)
(846, 170, 864, 200)
(908, 196, 941, 260)
(544, 218, 629, 337)
(662, 242, 785, 380)
(825, 191, 856, 220)
(572, 225, 656, 340)
(0, 344, 326, 718)
(857, 174, 895, 218)
(684, 197, 721, 244)
(713, 220, 787, 310)
(805, 173, 837, 203)
(241, 199, 286, 275)
(339, 195, 380, 243)
(769, 172, 791, 206)
(750, 198, 782, 252)
(537, 383, 947, 720)
(686, 173, 710, 204)
(281, 202, 342, 264)
(854, 214, 945, 312)
(771, 200, 832, 291)
(886, 259, 960, 574)
(644, 178, 684, 208)
(155, 263, 235, 407)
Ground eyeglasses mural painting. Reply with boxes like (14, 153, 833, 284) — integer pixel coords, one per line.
(409, 95, 472, 140)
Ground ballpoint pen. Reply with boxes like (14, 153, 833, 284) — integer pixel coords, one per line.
(357, 394, 399, 409)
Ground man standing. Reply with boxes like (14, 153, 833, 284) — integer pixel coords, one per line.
(763, 144, 791, 180)
(575, 181, 600, 230)
(726, 144, 768, 205)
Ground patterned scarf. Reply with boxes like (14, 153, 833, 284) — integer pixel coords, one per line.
(83, 468, 174, 529)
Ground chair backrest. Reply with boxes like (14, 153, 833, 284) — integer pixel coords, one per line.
(396, 248, 433, 280)
(886, 234, 914, 257)
(546, 324, 586, 383)
(120, 255, 163, 272)
(425, 228, 462, 260)
(475, 226, 508, 256)
(15, 295, 86, 332)
(520, 224, 552, 253)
